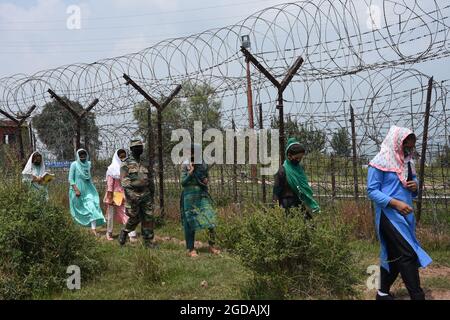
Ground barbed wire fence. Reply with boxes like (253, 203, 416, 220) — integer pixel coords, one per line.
(0, 0, 448, 222)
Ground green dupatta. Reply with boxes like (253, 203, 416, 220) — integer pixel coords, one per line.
(283, 138, 320, 213)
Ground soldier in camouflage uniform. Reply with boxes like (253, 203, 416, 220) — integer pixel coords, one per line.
(118, 139, 156, 247)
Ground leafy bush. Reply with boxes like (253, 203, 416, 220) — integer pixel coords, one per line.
(219, 206, 359, 299)
(0, 179, 105, 299)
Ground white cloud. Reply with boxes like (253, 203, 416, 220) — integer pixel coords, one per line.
(0, 0, 333, 78)
(110, 0, 178, 11)
(110, 33, 150, 56)
(0, 0, 64, 27)
(0, 0, 67, 76)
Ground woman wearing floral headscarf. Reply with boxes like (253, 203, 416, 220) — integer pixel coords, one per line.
(367, 126, 432, 300)
(69, 149, 105, 235)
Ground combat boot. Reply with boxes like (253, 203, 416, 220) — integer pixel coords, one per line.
(119, 229, 129, 246)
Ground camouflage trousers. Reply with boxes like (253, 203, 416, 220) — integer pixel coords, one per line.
(124, 198, 154, 243)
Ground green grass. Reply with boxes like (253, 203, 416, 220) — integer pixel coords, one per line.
(23, 216, 450, 300)
(21, 177, 449, 300)
(157, 220, 185, 240)
(42, 215, 252, 300)
(348, 235, 450, 268)
(427, 249, 450, 267)
(423, 277, 450, 290)
(48, 236, 251, 300)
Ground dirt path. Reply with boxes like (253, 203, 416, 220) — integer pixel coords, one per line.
(99, 231, 449, 300)
(422, 266, 450, 300)
(153, 235, 209, 249)
(364, 265, 450, 300)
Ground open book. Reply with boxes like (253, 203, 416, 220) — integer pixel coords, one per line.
(41, 172, 55, 184)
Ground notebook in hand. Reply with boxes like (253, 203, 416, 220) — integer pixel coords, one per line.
(41, 172, 55, 184)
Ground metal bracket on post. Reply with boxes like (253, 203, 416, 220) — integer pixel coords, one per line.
(123, 73, 181, 219)
(48, 89, 98, 153)
(240, 46, 303, 163)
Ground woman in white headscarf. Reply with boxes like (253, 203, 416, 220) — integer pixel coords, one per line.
(103, 149, 137, 241)
(22, 151, 49, 200)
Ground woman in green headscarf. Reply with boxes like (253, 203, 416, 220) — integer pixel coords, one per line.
(69, 149, 105, 235)
(273, 137, 320, 217)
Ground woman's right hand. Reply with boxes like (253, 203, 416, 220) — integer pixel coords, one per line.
(73, 186, 81, 197)
(188, 162, 195, 175)
(390, 199, 413, 215)
(32, 175, 42, 184)
(71, 184, 81, 197)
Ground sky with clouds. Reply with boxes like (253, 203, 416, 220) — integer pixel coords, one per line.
(0, 0, 448, 155)
(1, 0, 445, 78)
(0, 0, 298, 77)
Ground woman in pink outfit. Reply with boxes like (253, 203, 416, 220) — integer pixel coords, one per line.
(104, 149, 137, 241)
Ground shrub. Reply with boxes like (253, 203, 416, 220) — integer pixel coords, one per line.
(133, 247, 166, 283)
(219, 206, 359, 299)
(416, 224, 450, 251)
(334, 200, 376, 241)
(0, 178, 105, 299)
(216, 204, 247, 252)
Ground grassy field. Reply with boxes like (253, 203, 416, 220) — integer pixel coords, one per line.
(47, 222, 252, 300)
(6, 175, 447, 300)
(43, 216, 450, 300)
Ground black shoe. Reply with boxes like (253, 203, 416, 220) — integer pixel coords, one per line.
(410, 291, 425, 300)
(119, 229, 128, 246)
(376, 292, 395, 300)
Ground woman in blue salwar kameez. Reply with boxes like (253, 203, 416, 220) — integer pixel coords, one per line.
(367, 126, 432, 300)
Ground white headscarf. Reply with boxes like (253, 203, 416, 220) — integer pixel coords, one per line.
(369, 126, 416, 187)
(106, 149, 127, 179)
(22, 151, 46, 178)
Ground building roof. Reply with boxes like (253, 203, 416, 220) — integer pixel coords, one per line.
(0, 119, 28, 128)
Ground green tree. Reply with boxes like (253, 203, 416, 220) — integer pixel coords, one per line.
(133, 81, 222, 161)
(331, 127, 351, 157)
(271, 116, 326, 153)
(183, 81, 222, 131)
(436, 144, 450, 167)
(33, 98, 100, 160)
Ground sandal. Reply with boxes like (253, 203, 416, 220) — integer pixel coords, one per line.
(106, 232, 114, 241)
(209, 246, 221, 255)
(188, 250, 199, 257)
(129, 236, 138, 243)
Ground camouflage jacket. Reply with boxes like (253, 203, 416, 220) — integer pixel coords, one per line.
(120, 155, 153, 202)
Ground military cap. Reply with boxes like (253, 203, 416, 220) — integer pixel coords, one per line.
(130, 139, 144, 148)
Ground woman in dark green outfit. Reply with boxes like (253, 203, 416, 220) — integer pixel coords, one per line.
(273, 137, 320, 218)
(180, 144, 220, 257)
